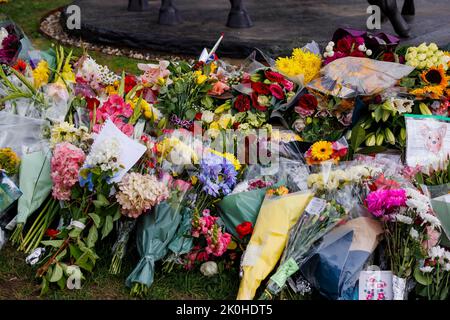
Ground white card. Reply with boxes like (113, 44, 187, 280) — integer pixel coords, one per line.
(305, 197, 327, 215)
(91, 119, 147, 183)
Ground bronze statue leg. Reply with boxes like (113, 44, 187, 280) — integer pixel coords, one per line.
(227, 0, 253, 28)
(368, 0, 411, 38)
(401, 0, 415, 22)
(128, 0, 149, 12)
(159, 0, 182, 25)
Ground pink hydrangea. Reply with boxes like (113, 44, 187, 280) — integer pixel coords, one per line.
(51, 142, 86, 201)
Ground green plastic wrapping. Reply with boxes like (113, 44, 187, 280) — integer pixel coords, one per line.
(125, 201, 182, 288)
(17, 149, 52, 224)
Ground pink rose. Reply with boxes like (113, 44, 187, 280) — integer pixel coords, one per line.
(269, 83, 285, 100)
(281, 79, 294, 92)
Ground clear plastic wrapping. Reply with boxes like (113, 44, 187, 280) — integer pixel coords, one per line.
(307, 57, 414, 98)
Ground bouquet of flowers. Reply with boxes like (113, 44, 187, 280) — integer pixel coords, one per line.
(304, 138, 348, 165)
(415, 245, 450, 300)
(365, 183, 442, 300)
(260, 198, 347, 299)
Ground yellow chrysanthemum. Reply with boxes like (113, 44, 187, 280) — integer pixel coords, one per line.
(0, 147, 20, 175)
(33, 60, 50, 89)
(275, 48, 322, 84)
(310, 141, 333, 161)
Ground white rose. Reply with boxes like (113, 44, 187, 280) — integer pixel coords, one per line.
(201, 110, 215, 124)
(200, 261, 219, 277)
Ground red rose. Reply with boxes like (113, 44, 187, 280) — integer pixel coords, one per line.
(264, 70, 285, 84)
(336, 36, 353, 54)
(295, 93, 317, 116)
(234, 95, 251, 112)
(45, 229, 59, 239)
(236, 221, 254, 239)
(382, 52, 396, 62)
(195, 112, 203, 121)
(124, 75, 137, 94)
(251, 92, 267, 112)
(85, 97, 100, 110)
(269, 84, 285, 100)
(251, 81, 270, 95)
(349, 50, 365, 58)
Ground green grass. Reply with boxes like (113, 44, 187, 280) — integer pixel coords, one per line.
(0, 0, 146, 73)
(0, 242, 240, 300)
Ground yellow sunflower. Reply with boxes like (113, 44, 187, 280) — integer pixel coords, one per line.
(310, 141, 333, 161)
(412, 65, 450, 99)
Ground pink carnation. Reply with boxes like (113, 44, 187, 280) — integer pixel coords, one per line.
(366, 189, 407, 217)
(51, 142, 86, 201)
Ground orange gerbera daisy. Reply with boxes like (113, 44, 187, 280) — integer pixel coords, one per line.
(411, 65, 450, 99)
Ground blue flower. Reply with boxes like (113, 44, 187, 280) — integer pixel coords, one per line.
(79, 171, 94, 192)
(199, 152, 237, 197)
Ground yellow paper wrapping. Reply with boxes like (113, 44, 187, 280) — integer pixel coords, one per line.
(236, 191, 313, 300)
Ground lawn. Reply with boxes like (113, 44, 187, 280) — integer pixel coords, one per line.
(0, 0, 240, 300)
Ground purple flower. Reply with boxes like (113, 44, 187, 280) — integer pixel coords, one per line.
(199, 152, 237, 197)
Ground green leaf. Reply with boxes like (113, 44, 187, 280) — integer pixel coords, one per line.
(40, 277, 50, 296)
(357, 146, 387, 155)
(41, 240, 65, 248)
(112, 207, 121, 222)
(50, 264, 63, 283)
(414, 267, 433, 286)
(86, 225, 98, 248)
(57, 276, 67, 290)
(69, 244, 82, 260)
(89, 213, 101, 228)
(400, 77, 416, 88)
(76, 253, 94, 272)
(101, 215, 114, 240)
(93, 193, 110, 208)
(350, 123, 366, 152)
(55, 249, 67, 262)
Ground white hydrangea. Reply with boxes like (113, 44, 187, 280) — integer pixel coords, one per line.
(85, 138, 122, 173)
